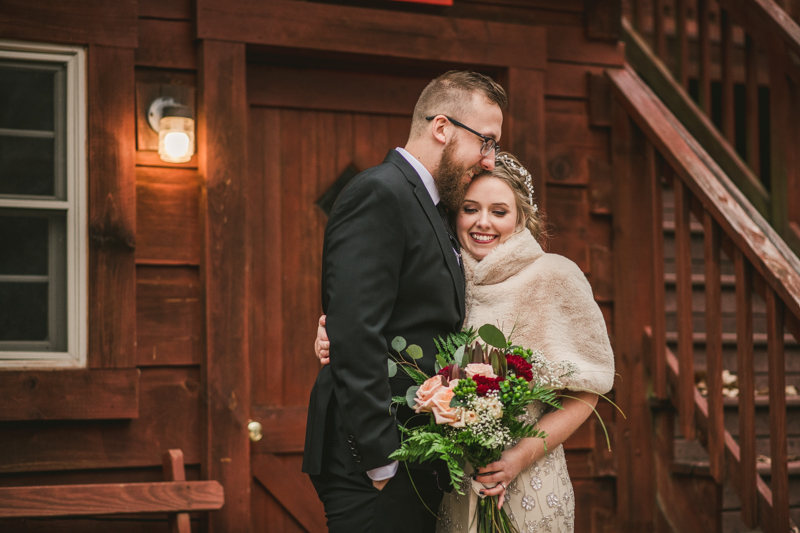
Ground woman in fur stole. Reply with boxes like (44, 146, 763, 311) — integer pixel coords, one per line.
(315, 153, 615, 533)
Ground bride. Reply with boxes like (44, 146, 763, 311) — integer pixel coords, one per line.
(316, 152, 615, 533)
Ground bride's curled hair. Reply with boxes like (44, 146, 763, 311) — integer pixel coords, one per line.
(488, 152, 548, 244)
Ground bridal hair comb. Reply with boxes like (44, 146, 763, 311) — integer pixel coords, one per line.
(496, 153, 537, 212)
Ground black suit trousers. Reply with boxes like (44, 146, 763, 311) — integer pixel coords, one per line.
(309, 402, 443, 533)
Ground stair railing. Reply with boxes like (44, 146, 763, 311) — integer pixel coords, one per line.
(624, 0, 800, 255)
(609, 64, 800, 533)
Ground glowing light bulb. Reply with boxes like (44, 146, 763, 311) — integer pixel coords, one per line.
(157, 112, 195, 164)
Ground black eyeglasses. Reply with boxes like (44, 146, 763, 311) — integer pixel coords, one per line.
(426, 115, 500, 157)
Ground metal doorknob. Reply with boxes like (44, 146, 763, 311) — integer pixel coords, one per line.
(248, 420, 263, 442)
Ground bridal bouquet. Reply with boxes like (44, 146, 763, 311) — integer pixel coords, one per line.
(387, 324, 579, 533)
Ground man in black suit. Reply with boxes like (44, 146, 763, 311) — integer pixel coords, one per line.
(302, 71, 506, 533)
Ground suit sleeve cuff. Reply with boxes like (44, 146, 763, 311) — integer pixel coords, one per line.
(366, 461, 398, 481)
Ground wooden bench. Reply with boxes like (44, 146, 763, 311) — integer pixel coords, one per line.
(0, 449, 224, 533)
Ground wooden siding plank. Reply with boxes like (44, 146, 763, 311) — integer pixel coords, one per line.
(703, 210, 725, 481)
(0, 0, 137, 48)
(247, 65, 429, 116)
(138, 0, 192, 20)
(734, 248, 758, 528)
(136, 266, 202, 366)
(0, 481, 223, 518)
(611, 102, 655, 532)
(0, 368, 202, 474)
(507, 68, 546, 212)
(676, 0, 689, 88)
(135, 19, 197, 70)
(88, 45, 137, 369)
(744, 34, 761, 177)
(135, 167, 201, 265)
(698, 0, 712, 113)
(196, 0, 546, 70)
(0, 369, 139, 421)
(198, 39, 250, 533)
(720, 9, 736, 143)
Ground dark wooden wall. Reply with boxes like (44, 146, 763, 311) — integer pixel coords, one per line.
(0, 0, 625, 531)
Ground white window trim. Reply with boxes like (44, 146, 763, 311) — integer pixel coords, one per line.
(0, 40, 87, 369)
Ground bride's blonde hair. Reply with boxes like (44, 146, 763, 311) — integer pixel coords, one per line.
(487, 152, 548, 244)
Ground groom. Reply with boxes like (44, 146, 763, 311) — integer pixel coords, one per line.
(302, 71, 506, 533)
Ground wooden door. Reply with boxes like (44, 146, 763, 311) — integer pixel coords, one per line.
(246, 63, 432, 532)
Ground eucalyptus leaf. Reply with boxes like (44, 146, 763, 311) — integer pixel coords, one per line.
(434, 361, 441, 373)
(478, 324, 507, 348)
(391, 336, 407, 353)
(406, 344, 423, 360)
(405, 386, 420, 409)
(388, 359, 397, 378)
(454, 345, 467, 368)
(449, 397, 467, 408)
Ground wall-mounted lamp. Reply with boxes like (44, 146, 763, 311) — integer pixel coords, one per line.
(148, 96, 195, 163)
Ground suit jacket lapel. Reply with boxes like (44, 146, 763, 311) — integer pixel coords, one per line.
(384, 151, 466, 320)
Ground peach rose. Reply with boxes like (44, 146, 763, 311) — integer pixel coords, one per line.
(465, 363, 496, 380)
(431, 387, 462, 426)
(414, 376, 446, 413)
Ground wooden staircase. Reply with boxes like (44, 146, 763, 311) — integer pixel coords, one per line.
(662, 187, 800, 531)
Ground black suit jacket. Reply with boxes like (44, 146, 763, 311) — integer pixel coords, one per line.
(302, 150, 465, 476)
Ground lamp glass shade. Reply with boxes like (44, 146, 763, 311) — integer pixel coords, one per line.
(158, 116, 195, 163)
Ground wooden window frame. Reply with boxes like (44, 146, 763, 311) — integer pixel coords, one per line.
(0, 39, 87, 369)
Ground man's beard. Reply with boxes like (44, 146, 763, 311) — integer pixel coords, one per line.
(434, 139, 477, 213)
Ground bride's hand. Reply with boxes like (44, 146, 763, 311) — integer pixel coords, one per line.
(314, 315, 330, 365)
(473, 447, 527, 509)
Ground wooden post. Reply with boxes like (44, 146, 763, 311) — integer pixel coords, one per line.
(720, 9, 735, 144)
(611, 100, 655, 533)
(673, 179, 696, 440)
(676, 0, 689, 89)
(87, 45, 137, 369)
(198, 39, 250, 533)
(745, 34, 761, 179)
(765, 287, 789, 533)
(733, 249, 757, 528)
(703, 211, 724, 482)
(649, 147, 667, 400)
(697, 0, 712, 113)
(163, 449, 192, 533)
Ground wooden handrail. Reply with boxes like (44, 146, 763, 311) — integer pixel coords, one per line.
(610, 64, 799, 533)
(608, 66, 800, 322)
(624, 0, 800, 254)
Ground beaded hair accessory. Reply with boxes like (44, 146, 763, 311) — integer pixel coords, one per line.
(496, 153, 538, 212)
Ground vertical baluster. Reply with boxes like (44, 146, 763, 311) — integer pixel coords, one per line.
(654, 0, 667, 59)
(674, 179, 695, 439)
(720, 9, 735, 143)
(765, 287, 789, 533)
(697, 0, 712, 113)
(650, 148, 667, 399)
(676, 0, 689, 88)
(745, 34, 760, 178)
(703, 211, 724, 481)
(734, 249, 757, 528)
(769, 60, 789, 236)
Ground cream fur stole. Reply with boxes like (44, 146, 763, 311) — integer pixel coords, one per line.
(462, 230, 615, 394)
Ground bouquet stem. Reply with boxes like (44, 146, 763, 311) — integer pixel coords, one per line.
(476, 496, 519, 533)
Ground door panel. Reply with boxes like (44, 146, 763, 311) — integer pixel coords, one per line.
(247, 65, 420, 532)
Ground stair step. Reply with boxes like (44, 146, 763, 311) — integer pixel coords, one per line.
(665, 331, 799, 346)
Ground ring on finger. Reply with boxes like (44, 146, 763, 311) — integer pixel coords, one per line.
(500, 482, 506, 490)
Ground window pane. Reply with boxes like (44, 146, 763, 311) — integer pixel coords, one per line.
(0, 136, 55, 196)
(0, 215, 49, 275)
(0, 282, 49, 341)
(0, 64, 56, 131)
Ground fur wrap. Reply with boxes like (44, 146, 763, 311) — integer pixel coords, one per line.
(462, 229, 615, 394)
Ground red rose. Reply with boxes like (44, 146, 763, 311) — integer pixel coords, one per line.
(506, 354, 533, 381)
(438, 365, 451, 377)
(473, 375, 504, 396)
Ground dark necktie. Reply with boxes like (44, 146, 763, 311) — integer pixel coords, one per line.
(436, 203, 465, 281)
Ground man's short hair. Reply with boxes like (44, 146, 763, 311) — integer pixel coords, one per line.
(410, 71, 507, 138)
